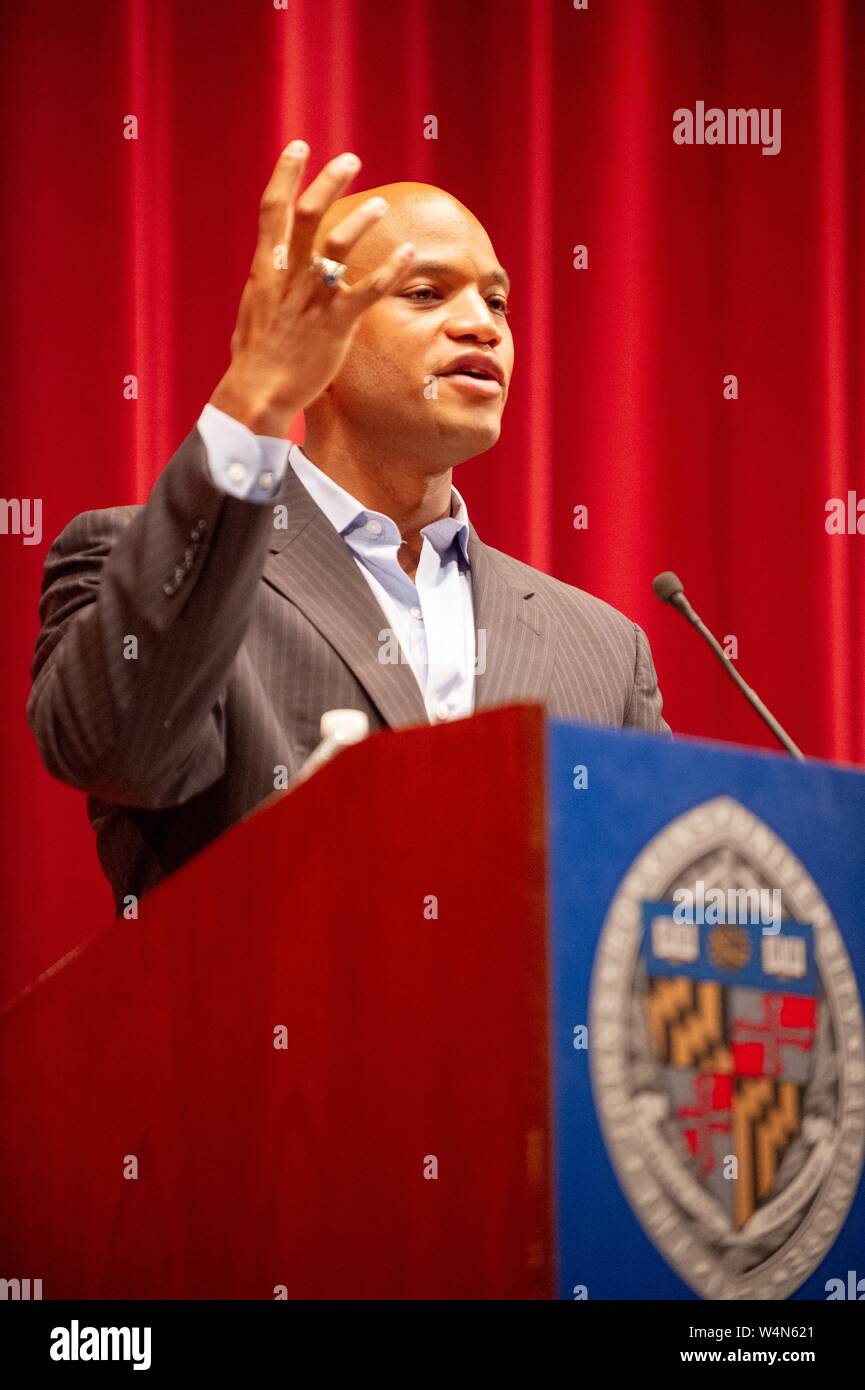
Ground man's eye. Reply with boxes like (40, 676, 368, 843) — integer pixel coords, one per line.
(404, 287, 509, 314)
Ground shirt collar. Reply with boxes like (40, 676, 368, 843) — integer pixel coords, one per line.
(288, 443, 471, 565)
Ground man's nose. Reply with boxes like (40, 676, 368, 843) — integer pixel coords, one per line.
(445, 292, 502, 345)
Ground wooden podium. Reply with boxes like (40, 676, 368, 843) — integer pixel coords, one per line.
(0, 704, 553, 1300)
(6, 702, 863, 1301)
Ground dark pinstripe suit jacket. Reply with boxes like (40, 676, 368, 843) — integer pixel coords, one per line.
(28, 426, 669, 906)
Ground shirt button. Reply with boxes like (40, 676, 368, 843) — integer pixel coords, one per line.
(435, 701, 451, 722)
(227, 462, 247, 485)
(257, 470, 274, 491)
(410, 606, 423, 621)
(365, 518, 382, 535)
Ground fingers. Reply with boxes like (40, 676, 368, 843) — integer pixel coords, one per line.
(247, 143, 416, 335)
(253, 140, 309, 282)
(287, 151, 365, 270)
(320, 194, 389, 264)
(339, 242, 417, 320)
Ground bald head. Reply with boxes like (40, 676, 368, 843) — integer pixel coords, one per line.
(316, 182, 490, 281)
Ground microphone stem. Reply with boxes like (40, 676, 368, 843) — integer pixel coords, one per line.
(675, 596, 806, 762)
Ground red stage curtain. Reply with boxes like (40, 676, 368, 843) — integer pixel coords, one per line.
(1, 0, 862, 999)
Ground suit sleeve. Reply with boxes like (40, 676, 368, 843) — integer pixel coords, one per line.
(27, 425, 283, 808)
(623, 623, 671, 735)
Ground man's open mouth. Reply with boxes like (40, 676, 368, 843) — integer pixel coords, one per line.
(438, 355, 504, 389)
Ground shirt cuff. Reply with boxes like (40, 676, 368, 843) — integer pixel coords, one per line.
(197, 402, 290, 502)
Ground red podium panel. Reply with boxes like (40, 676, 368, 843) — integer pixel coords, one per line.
(0, 705, 553, 1299)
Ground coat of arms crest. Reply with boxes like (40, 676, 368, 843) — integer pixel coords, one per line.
(589, 797, 865, 1299)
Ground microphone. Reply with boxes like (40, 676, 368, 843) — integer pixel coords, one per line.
(652, 571, 805, 761)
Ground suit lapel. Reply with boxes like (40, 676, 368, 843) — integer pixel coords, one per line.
(263, 466, 429, 729)
(468, 530, 558, 711)
(262, 463, 556, 729)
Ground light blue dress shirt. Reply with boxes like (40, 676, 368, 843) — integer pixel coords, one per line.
(196, 403, 476, 723)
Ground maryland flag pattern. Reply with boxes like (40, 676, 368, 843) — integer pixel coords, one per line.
(642, 912, 818, 1228)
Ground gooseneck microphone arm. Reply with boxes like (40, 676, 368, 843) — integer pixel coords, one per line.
(652, 571, 805, 762)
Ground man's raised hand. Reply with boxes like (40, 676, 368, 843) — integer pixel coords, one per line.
(210, 141, 415, 436)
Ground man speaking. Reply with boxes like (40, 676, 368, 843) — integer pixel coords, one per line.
(27, 141, 669, 907)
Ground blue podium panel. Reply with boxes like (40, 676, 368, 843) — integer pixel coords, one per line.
(546, 721, 865, 1301)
